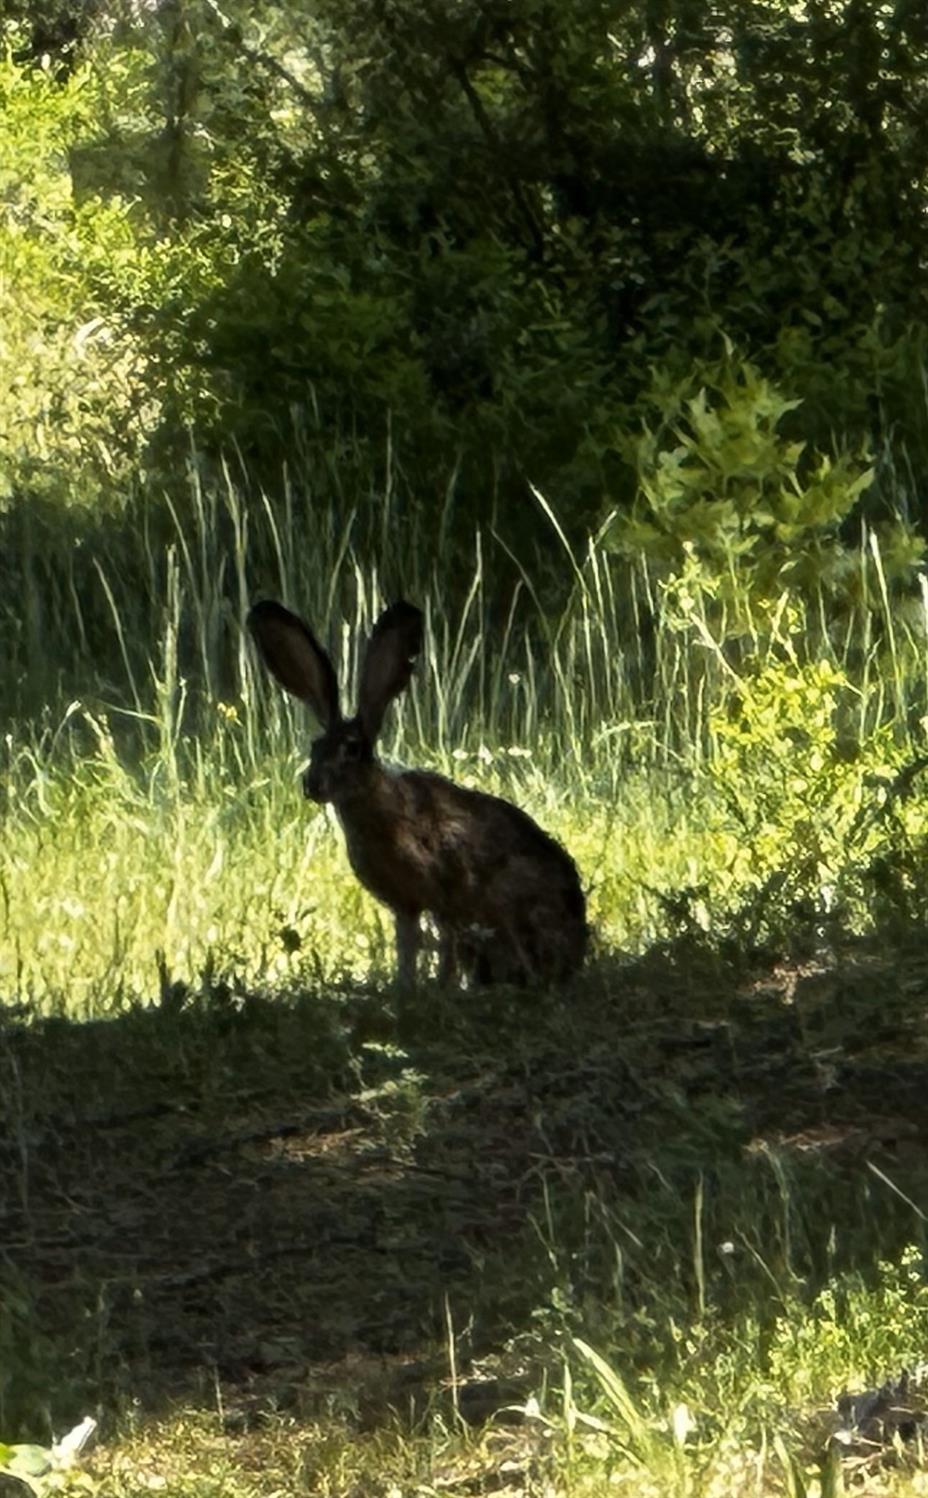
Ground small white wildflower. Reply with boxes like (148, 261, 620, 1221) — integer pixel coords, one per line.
(52, 1416, 97, 1467)
(671, 1403, 693, 1445)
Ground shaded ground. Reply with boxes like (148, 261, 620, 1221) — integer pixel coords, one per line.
(4, 925, 928, 1449)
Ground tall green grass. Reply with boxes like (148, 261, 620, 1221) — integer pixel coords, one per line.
(1, 454, 928, 1013)
(5, 457, 924, 752)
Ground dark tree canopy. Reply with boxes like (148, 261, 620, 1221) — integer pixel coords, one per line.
(3, 1, 928, 555)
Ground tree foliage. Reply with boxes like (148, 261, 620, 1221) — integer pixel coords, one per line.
(2, 0, 928, 561)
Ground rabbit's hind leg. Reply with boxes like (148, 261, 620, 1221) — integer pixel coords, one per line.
(394, 911, 423, 987)
(436, 923, 459, 987)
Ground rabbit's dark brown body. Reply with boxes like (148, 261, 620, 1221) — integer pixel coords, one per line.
(248, 597, 587, 987)
(337, 764, 586, 984)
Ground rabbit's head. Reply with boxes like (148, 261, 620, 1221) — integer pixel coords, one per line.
(248, 599, 423, 806)
(302, 716, 374, 804)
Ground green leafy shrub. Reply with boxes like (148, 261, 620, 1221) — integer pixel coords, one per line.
(709, 652, 882, 908)
(0, 54, 154, 509)
(767, 1244, 928, 1405)
(608, 351, 923, 641)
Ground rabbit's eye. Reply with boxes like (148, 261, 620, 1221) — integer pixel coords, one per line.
(343, 739, 362, 761)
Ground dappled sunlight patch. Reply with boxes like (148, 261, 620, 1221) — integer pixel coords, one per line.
(78, 1393, 557, 1498)
(747, 1121, 876, 1159)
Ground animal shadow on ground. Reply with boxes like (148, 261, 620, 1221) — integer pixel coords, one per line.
(4, 914, 928, 1437)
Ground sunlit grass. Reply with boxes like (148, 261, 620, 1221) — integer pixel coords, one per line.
(0, 718, 728, 1011)
(2, 560, 927, 1012)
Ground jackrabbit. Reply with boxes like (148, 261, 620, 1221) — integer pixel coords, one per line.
(248, 598, 587, 986)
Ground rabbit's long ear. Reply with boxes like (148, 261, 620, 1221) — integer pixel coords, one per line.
(358, 601, 423, 741)
(248, 600, 340, 727)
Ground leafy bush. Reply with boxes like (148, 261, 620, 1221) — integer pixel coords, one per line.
(707, 652, 883, 923)
(0, 54, 154, 509)
(608, 351, 924, 641)
(768, 1244, 928, 1404)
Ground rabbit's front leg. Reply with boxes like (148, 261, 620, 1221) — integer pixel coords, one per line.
(394, 912, 421, 987)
